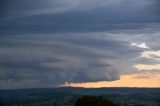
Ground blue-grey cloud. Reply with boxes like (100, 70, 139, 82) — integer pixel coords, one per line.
(0, 0, 159, 35)
(1, 27, 160, 89)
(0, 0, 160, 89)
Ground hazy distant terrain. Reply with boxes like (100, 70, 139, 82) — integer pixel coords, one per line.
(0, 87, 159, 106)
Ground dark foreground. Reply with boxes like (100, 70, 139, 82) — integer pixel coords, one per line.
(0, 87, 159, 106)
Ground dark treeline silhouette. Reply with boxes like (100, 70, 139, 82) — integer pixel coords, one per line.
(74, 95, 119, 106)
(0, 101, 5, 106)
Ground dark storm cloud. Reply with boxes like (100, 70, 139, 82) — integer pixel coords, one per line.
(0, 0, 159, 18)
(0, 31, 139, 89)
(0, 28, 160, 89)
(0, 0, 160, 89)
(0, 0, 160, 34)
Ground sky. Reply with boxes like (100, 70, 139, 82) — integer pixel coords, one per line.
(0, 0, 160, 89)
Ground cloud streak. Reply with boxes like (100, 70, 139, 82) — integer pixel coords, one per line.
(131, 42, 149, 49)
(134, 64, 160, 70)
(141, 50, 160, 61)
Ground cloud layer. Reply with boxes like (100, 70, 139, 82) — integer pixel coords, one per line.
(0, 0, 160, 89)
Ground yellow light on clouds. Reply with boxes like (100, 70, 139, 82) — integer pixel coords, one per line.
(63, 74, 160, 88)
(134, 64, 160, 70)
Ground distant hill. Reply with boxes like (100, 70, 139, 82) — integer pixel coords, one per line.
(1, 87, 159, 96)
(0, 87, 159, 106)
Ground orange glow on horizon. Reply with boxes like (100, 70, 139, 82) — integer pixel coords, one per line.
(63, 74, 160, 88)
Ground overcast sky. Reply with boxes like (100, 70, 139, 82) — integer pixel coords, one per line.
(0, 0, 160, 89)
